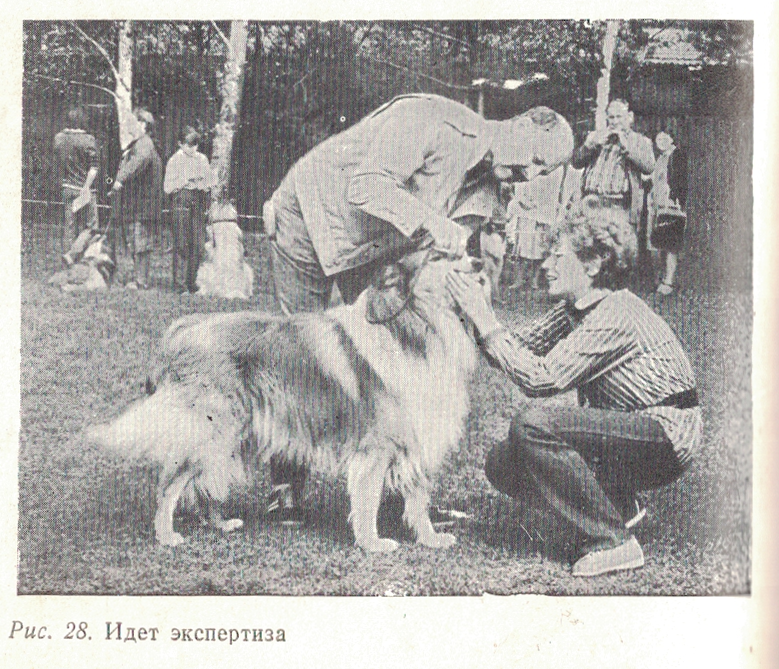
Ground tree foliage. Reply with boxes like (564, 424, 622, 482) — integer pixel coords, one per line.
(23, 19, 752, 212)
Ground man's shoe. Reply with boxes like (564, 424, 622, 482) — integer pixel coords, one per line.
(571, 536, 645, 577)
(266, 484, 304, 526)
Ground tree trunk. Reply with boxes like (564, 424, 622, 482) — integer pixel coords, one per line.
(116, 20, 135, 150)
(210, 20, 249, 205)
(595, 20, 620, 132)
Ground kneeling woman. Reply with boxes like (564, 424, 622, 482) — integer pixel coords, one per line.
(447, 200, 702, 577)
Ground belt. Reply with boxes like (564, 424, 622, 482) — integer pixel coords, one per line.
(593, 194, 628, 205)
(655, 388, 699, 410)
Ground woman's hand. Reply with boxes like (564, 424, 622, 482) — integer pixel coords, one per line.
(446, 270, 502, 337)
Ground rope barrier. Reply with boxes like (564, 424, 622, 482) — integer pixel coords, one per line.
(21, 198, 265, 221)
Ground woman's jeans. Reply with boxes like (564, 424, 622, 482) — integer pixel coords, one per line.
(485, 405, 687, 555)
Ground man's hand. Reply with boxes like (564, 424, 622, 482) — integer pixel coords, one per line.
(584, 130, 610, 149)
(425, 217, 470, 258)
(446, 270, 501, 337)
(613, 129, 628, 149)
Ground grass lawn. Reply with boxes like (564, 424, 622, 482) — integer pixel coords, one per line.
(18, 233, 751, 595)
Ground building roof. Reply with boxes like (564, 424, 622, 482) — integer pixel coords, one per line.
(640, 27, 703, 66)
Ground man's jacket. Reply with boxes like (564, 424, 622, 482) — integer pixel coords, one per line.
(571, 129, 655, 228)
(114, 134, 163, 224)
(274, 94, 514, 275)
(53, 128, 99, 190)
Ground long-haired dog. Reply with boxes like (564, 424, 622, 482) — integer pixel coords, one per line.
(87, 247, 485, 552)
(49, 230, 115, 293)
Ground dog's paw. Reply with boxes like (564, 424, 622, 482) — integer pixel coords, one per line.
(157, 531, 185, 547)
(216, 518, 244, 533)
(359, 537, 400, 553)
(418, 531, 457, 549)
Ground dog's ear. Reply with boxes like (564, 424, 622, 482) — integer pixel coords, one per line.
(365, 262, 411, 324)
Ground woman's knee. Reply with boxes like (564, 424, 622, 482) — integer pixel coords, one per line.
(484, 408, 546, 496)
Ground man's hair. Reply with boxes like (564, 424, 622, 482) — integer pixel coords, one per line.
(134, 108, 155, 134)
(552, 195, 637, 290)
(520, 106, 574, 169)
(66, 107, 86, 130)
(179, 125, 201, 147)
(607, 98, 630, 113)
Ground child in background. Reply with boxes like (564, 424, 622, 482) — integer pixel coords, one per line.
(164, 126, 213, 293)
(504, 166, 565, 290)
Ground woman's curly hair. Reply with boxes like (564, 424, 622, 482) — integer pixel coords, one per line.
(551, 195, 638, 290)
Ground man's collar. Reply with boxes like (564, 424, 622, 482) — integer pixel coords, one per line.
(573, 288, 611, 311)
(63, 128, 86, 133)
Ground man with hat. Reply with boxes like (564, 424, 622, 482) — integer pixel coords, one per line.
(263, 93, 574, 522)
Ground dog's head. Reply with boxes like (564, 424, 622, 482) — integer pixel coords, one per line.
(365, 237, 489, 324)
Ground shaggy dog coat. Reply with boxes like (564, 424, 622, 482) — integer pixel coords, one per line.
(88, 249, 480, 551)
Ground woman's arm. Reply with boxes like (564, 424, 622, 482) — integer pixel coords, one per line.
(447, 272, 637, 396)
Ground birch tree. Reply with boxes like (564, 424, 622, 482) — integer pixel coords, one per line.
(594, 20, 620, 131)
(209, 20, 249, 205)
(71, 20, 136, 149)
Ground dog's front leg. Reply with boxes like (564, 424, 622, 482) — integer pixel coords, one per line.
(403, 486, 457, 549)
(347, 443, 399, 552)
(155, 465, 195, 546)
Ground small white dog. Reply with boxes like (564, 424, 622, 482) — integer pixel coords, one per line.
(196, 202, 254, 299)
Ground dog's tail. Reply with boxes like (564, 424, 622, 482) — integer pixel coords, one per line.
(85, 386, 216, 464)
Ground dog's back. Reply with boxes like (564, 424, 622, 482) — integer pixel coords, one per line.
(88, 250, 481, 550)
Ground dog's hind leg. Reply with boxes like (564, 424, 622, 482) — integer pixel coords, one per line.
(155, 464, 196, 546)
(403, 485, 457, 549)
(347, 442, 399, 552)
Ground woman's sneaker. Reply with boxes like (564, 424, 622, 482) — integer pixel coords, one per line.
(572, 536, 645, 577)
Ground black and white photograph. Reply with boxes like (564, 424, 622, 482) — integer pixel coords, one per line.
(17, 18, 756, 602)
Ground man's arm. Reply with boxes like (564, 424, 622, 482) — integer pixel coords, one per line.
(571, 134, 600, 169)
(114, 138, 151, 188)
(346, 111, 468, 254)
(621, 132, 655, 175)
(83, 167, 97, 191)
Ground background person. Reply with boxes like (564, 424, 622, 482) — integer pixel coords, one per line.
(53, 106, 99, 263)
(262, 94, 575, 522)
(647, 131, 688, 295)
(504, 166, 565, 290)
(571, 99, 655, 236)
(110, 108, 163, 290)
(164, 126, 213, 293)
(446, 200, 702, 577)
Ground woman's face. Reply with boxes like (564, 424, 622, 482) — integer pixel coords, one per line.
(542, 235, 596, 302)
